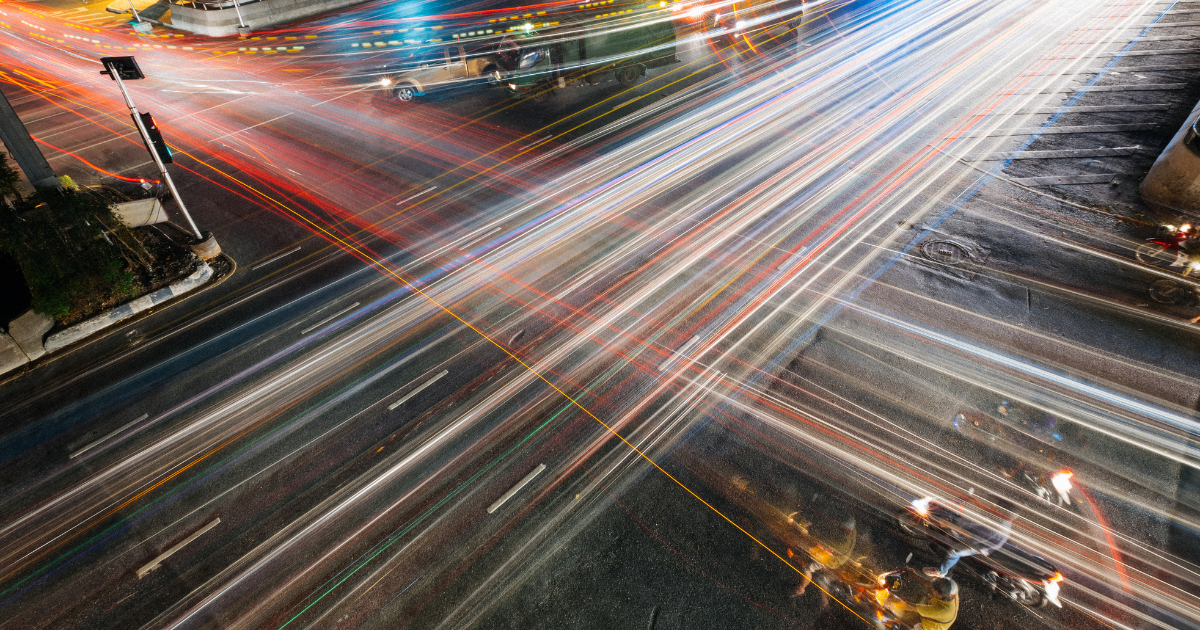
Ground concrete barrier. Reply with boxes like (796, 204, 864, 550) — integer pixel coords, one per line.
(189, 231, 222, 259)
(170, 0, 370, 36)
(1140, 100, 1200, 218)
(44, 261, 212, 353)
(114, 198, 169, 228)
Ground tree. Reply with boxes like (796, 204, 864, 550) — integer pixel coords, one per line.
(0, 153, 147, 323)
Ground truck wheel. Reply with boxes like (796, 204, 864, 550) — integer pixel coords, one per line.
(616, 65, 641, 87)
(394, 85, 417, 102)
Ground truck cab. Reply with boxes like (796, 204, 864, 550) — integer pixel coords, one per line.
(500, 15, 678, 100)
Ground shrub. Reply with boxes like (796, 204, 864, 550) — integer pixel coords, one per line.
(0, 153, 148, 323)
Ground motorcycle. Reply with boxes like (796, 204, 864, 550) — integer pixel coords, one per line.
(1136, 223, 1200, 274)
(996, 461, 1075, 509)
(897, 497, 1064, 608)
(810, 565, 909, 629)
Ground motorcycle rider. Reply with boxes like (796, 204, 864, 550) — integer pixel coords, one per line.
(1169, 224, 1198, 267)
(922, 496, 1018, 578)
(888, 572, 959, 630)
(793, 506, 856, 604)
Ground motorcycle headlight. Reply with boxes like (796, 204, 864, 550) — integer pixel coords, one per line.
(1044, 575, 1063, 608)
(1051, 471, 1073, 494)
(911, 497, 931, 516)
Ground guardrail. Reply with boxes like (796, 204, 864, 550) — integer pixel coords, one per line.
(172, 0, 262, 11)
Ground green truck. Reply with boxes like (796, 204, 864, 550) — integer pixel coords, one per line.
(499, 7, 679, 100)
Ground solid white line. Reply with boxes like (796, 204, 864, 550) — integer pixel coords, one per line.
(299, 302, 360, 336)
(396, 186, 438, 206)
(658, 335, 701, 372)
(70, 413, 149, 459)
(207, 113, 292, 142)
(387, 369, 448, 410)
(136, 518, 221, 579)
(250, 246, 301, 271)
(487, 463, 546, 514)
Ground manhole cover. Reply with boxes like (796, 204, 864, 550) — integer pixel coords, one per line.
(1149, 279, 1187, 305)
(921, 240, 973, 265)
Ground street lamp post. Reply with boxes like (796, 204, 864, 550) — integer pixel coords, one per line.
(100, 56, 205, 242)
(231, 0, 248, 30)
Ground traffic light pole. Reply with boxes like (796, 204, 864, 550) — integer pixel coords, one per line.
(109, 70, 203, 240)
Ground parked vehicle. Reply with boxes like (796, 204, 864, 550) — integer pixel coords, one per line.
(897, 497, 1064, 608)
(376, 41, 502, 102)
(500, 11, 679, 100)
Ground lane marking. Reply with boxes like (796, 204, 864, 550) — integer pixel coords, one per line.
(658, 335, 701, 372)
(250, 245, 301, 270)
(299, 302, 360, 336)
(972, 123, 1158, 136)
(136, 517, 220, 579)
(1009, 173, 1121, 186)
(69, 413, 148, 459)
(387, 369, 448, 410)
(395, 185, 437, 206)
(965, 146, 1145, 161)
(486, 463, 546, 514)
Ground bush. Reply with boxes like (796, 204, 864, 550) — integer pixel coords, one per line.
(0, 153, 148, 323)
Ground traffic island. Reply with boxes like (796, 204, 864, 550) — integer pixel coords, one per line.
(0, 253, 231, 379)
(43, 258, 213, 353)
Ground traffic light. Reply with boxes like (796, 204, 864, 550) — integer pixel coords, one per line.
(136, 112, 172, 164)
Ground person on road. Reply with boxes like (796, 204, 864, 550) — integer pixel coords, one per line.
(889, 573, 959, 630)
(793, 506, 856, 605)
(923, 497, 1017, 578)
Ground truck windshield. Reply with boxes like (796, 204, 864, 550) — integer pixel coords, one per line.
(518, 48, 544, 70)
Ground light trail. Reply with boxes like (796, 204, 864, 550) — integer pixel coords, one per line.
(0, 0, 1198, 628)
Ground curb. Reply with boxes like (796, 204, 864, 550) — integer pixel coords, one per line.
(44, 260, 213, 353)
(0, 254, 236, 386)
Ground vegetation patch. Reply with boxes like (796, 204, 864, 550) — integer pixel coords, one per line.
(0, 153, 196, 327)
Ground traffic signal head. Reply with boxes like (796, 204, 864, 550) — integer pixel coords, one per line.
(136, 112, 173, 164)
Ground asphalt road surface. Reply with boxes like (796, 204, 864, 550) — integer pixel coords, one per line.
(1, 0, 1199, 629)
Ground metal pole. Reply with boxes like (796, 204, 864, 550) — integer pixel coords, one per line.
(231, 0, 247, 29)
(108, 67, 203, 240)
(127, 0, 142, 23)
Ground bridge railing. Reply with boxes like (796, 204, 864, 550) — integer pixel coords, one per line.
(172, 0, 264, 11)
